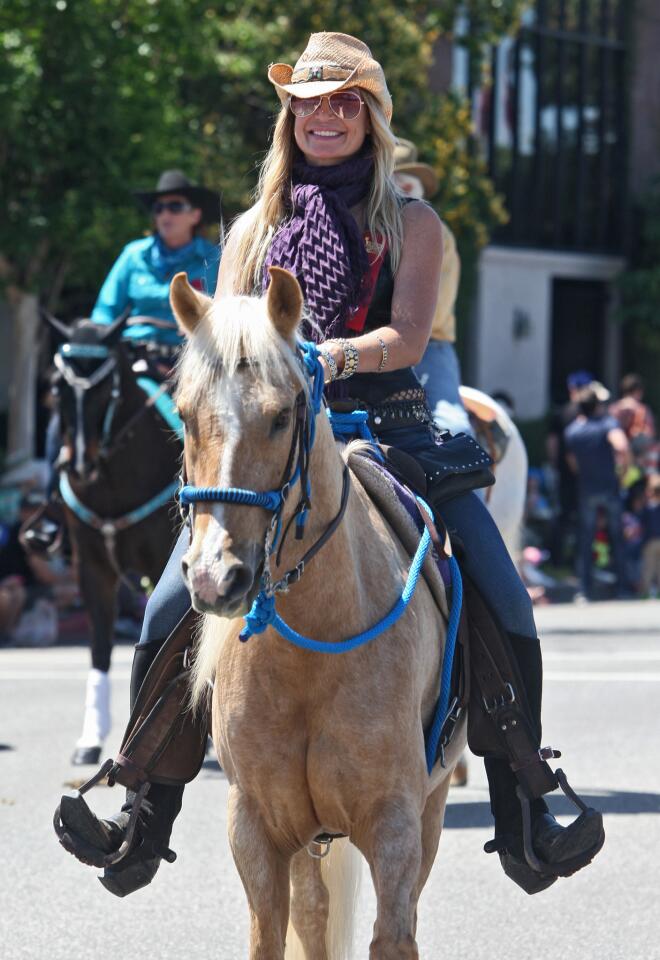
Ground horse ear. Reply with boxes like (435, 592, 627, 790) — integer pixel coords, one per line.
(40, 308, 71, 341)
(170, 272, 211, 335)
(99, 306, 131, 345)
(266, 267, 303, 340)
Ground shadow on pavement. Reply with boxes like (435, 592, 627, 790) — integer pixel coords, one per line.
(444, 789, 660, 829)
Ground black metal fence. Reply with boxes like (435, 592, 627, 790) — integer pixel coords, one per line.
(464, 0, 629, 254)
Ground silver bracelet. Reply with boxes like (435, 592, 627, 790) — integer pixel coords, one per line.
(335, 338, 360, 380)
(376, 335, 388, 372)
(318, 348, 339, 382)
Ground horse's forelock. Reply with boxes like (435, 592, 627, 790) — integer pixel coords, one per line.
(175, 294, 306, 410)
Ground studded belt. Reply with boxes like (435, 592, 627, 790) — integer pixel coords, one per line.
(367, 397, 434, 432)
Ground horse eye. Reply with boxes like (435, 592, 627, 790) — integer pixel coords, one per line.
(271, 409, 291, 433)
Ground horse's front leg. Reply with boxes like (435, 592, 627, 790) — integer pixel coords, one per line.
(227, 784, 291, 960)
(71, 531, 119, 763)
(354, 796, 423, 960)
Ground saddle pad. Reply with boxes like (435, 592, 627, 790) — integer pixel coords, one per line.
(346, 445, 450, 621)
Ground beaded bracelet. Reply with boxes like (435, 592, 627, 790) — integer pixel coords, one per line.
(318, 349, 339, 382)
(376, 335, 389, 372)
(335, 338, 360, 380)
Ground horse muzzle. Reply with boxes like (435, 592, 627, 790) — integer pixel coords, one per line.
(181, 554, 258, 618)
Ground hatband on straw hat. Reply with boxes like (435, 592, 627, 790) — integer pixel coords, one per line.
(393, 138, 438, 199)
(268, 32, 393, 124)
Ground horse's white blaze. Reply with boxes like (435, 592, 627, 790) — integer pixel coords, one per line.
(185, 379, 243, 594)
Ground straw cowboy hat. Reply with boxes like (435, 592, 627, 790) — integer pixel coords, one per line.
(393, 139, 438, 199)
(134, 170, 222, 224)
(268, 32, 393, 124)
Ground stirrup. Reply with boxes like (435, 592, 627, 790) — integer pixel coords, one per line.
(517, 769, 604, 878)
(53, 759, 151, 869)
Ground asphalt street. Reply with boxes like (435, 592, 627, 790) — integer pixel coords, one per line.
(1, 599, 659, 959)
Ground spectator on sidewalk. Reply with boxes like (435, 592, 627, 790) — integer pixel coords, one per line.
(610, 374, 656, 452)
(640, 474, 660, 598)
(547, 370, 593, 566)
(564, 384, 630, 600)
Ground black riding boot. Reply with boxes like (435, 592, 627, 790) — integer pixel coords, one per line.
(484, 633, 604, 894)
(58, 643, 185, 898)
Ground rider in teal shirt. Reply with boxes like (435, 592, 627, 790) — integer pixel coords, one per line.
(23, 172, 222, 552)
(91, 169, 221, 344)
(91, 234, 219, 345)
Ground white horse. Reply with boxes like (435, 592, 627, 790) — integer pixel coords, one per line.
(459, 385, 528, 561)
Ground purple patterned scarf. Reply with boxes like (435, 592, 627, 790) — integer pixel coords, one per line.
(263, 144, 374, 342)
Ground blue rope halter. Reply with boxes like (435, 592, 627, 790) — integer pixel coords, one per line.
(178, 339, 463, 773)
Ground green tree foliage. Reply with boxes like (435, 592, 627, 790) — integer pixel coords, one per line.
(0, 0, 526, 309)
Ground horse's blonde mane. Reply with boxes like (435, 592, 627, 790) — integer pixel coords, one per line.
(175, 294, 307, 408)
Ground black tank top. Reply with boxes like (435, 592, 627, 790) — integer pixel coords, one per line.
(347, 247, 422, 404)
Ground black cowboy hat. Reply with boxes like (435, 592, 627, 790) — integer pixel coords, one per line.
(133, 170, 222, 224)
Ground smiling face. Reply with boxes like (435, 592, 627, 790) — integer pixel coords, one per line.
(293, 90, 371, 166)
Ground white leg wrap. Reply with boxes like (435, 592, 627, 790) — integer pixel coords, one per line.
(76, 668, 111, 748)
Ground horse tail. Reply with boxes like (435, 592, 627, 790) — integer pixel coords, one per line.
(285, 839, 362, 960)
(188, 613, 232, 715)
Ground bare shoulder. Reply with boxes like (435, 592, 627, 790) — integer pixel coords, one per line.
(401, 199, 443, 237)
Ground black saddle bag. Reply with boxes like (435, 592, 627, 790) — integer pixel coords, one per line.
(386, 432, 494, 505)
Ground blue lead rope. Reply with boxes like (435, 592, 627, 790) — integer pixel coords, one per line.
(240, 500, 432, 645)
(425, 554, 463, 774)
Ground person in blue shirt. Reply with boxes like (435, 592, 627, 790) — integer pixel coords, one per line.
(564, 384, 631, 600)
(91, 169, 221, 345)
(24, 171, 221, 553)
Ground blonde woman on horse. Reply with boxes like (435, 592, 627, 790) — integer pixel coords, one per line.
(57, 32, 603, 904)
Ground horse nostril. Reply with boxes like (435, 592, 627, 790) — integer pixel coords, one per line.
(181, 558, 189, 580)
(220, 564, 252, 603)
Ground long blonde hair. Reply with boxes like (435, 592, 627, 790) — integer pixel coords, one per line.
(231, 90, 404, 296)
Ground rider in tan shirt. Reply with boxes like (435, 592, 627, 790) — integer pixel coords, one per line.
(393, 139, 472, 436)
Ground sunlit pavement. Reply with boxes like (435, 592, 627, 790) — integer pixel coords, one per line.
(1, 600, 658, 959)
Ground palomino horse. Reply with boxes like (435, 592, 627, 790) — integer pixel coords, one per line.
(45, 313, 182, 764)
(171, 268, 466, 960)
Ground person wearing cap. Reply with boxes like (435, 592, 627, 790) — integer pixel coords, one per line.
(91, 170, 221, 345)
(57, 32, 603, 899)
(393, 139, 472, 436)
(565, 384, 630, 600)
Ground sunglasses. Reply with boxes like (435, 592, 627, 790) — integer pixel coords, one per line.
(152, 200, 194, 215)
(288, 90, 365, 121)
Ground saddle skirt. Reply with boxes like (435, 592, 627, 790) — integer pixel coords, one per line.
(345, 444, 450, 622)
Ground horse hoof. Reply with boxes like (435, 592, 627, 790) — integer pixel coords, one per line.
(451, 756, 468, 787)
(71, 745, 102, 766)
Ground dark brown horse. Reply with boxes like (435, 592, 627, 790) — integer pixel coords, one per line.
(45, 313, 181, 764)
